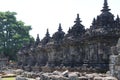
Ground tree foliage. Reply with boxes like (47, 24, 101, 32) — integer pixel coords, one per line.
(0, 11, 33, 60)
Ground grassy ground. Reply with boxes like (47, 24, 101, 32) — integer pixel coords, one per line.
(2, 77, 16, 80)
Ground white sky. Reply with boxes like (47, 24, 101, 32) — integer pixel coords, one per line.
(0, 0, 119, 39)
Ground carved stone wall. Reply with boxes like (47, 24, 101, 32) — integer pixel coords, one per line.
(17, 0, 120, 72)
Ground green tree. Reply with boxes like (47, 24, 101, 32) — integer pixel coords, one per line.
(0, 11, 33, 60)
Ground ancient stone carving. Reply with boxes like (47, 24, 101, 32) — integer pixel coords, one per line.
(17, 0, 120, 73)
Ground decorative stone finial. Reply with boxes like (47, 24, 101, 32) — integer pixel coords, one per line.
(35, 34, 40, 45)
(36, 34, 40, 41)
(46, 28, 50, 37)
(92, 18, 96, 25)
(116, 15, 120, 21)
(74, 14, 81, 23)
(101, 0, 111, 12)
(58, 23, 62, 32)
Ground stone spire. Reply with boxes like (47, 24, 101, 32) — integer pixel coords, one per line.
(36, 34, 40, 42)
(74, 14, 82, 24)
(116, 15, 120, 22)
(91, 18, 97, 29)
(92, 18, 96, 25)
(92, 0, 114, 27)
(101, 0, 111, 12)
(52, 23, 65, 42)
(115, 15, 120, 27)
(46, 28, 50, 37)
(35, 34, 40, 46)
(67, 14, 85, 37)
(41, 29, 51, 45)
(58, 23, 62, 32)
(68, 27, 71, 34)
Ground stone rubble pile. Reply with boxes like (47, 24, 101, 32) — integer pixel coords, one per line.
(16, 70, 117, 80)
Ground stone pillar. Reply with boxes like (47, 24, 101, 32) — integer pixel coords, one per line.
(109, 38, 120, 79)
(109, 54, 117, 76)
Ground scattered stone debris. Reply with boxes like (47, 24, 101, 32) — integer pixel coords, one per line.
(15, 70, 117, 80)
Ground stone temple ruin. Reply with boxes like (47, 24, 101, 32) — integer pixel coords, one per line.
(17, 0, 120, 72)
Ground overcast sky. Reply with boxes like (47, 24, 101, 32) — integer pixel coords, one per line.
(0, 0, 119, 39)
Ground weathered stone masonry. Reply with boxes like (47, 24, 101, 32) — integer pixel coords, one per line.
(17, 0, 120, 72)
